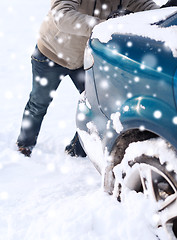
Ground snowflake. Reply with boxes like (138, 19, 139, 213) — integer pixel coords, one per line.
(116, 100, 121, 106)
(59, 74, 64, 80)
(100, 80, 109, 89)
(22, 119, 31, 129)
(24, 110, 30, 116)
(35, 76, 40, 82)
(29, 16, 35, 22)
(139, 125, 145, 131)
(103, 66, 109, 72)
(107, 131, 113, 138)
(102, 4, 108, 10)
(94, 9, 100, 15)
(153, 110, 162, 119)
(57, 53, 63, 58)
(89, 18, 97, 27)
(166, 162, 173, 172)
(58, 38, 63, 44)
(157, 66, 162, 72)
(77, 113, 86, 121)
(40, 77, 48, 86)
(75, 23, 81, 29)
(142, 54, 157, 68)
(134, 76, 140, 82)
(140, 63, 146, 70)
(50, 90, 57, 98)
(49, 61, 54, 67)
(172, 116, 177, 125)
(127, 41, 133, 47)
(44, 16, 49, 22)
(127, 92, 132, 98)
(123, 105, 129, 112)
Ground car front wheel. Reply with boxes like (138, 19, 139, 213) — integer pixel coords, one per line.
(115, 139, 177, 239)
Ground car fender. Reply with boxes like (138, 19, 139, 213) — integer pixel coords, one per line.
(118, 96, 177, 148)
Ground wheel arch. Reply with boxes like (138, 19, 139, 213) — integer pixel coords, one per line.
(110, 128, 158, 167)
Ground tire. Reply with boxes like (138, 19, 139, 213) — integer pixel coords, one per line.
(114, 138, 177, 239)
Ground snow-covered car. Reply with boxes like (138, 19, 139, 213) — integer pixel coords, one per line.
(76, 7, 177, 239)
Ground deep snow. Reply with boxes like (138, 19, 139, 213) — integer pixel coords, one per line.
(0, 0, 173, 239)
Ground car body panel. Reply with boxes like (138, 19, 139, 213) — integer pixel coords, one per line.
(76, 10, 177, 175)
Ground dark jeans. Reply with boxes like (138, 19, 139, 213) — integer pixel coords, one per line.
(17, 46, 85, 148)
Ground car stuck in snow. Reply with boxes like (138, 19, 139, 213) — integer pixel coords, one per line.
(76, 7, 177, 239)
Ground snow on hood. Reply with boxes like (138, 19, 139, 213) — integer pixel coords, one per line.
(92, 7, 177, 57)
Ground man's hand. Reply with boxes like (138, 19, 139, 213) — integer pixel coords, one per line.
(161, 0, 177, 8)
(107, 8, 133, 19)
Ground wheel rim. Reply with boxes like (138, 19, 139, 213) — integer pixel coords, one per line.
(124, 159, 177, 239)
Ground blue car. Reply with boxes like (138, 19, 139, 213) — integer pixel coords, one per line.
(76, 8, 177, 238)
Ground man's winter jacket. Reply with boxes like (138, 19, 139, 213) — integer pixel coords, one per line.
(38, 0, 159, 70)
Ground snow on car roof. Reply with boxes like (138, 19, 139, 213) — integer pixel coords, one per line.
(91, 7, 177, 57)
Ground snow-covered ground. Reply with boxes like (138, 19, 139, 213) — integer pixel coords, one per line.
(0, 0, 173, 239)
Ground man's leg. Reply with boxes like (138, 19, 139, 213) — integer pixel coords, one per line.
(65, 67, 87, 157)
(17, 46, 69, 156)
(69, 67, 85, 94)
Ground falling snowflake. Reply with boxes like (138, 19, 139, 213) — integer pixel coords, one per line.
(172, 116, 177, 125)
(22, 119, 31, 129)
(24, 110, 30, 116)
(142, 54, 157, 68)
(57, 53, 63, 58)
(127, 92, 132, 98)
(102, 4, 107, 10)
(103, 66, 109, 72)
(94, 9, 100, 15)
(40, 77, 48, 86)
(58, 38, 63, 44)
(59, 75, 65, 80)
(157, 66, 162, 72)
(153, 110, 162, 119)
(49, 61, 54, 67)
(107, 131, 113, 138)
(77, 113, 86, 121)
(134, 76, 140, 82)
(35, 76, 40, 82)
(100, 80, 109, 89)
(75, 23, 81, 29)
(139, 125, 145, 131)
(127, 41, 133, 47)
(123, 105, 129, 112)
(50, 90, 57, 98)
(89, 18, 97, 27)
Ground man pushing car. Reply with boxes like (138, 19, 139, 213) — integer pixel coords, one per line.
(17, 0, 177, 157)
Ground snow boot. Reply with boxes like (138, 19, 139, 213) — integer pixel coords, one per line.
(65, 132, 87, 157)
(17, 143, 33, 157)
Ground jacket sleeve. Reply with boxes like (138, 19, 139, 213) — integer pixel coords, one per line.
(50, 0, 101, 37)
(127, 0, 160, 12)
